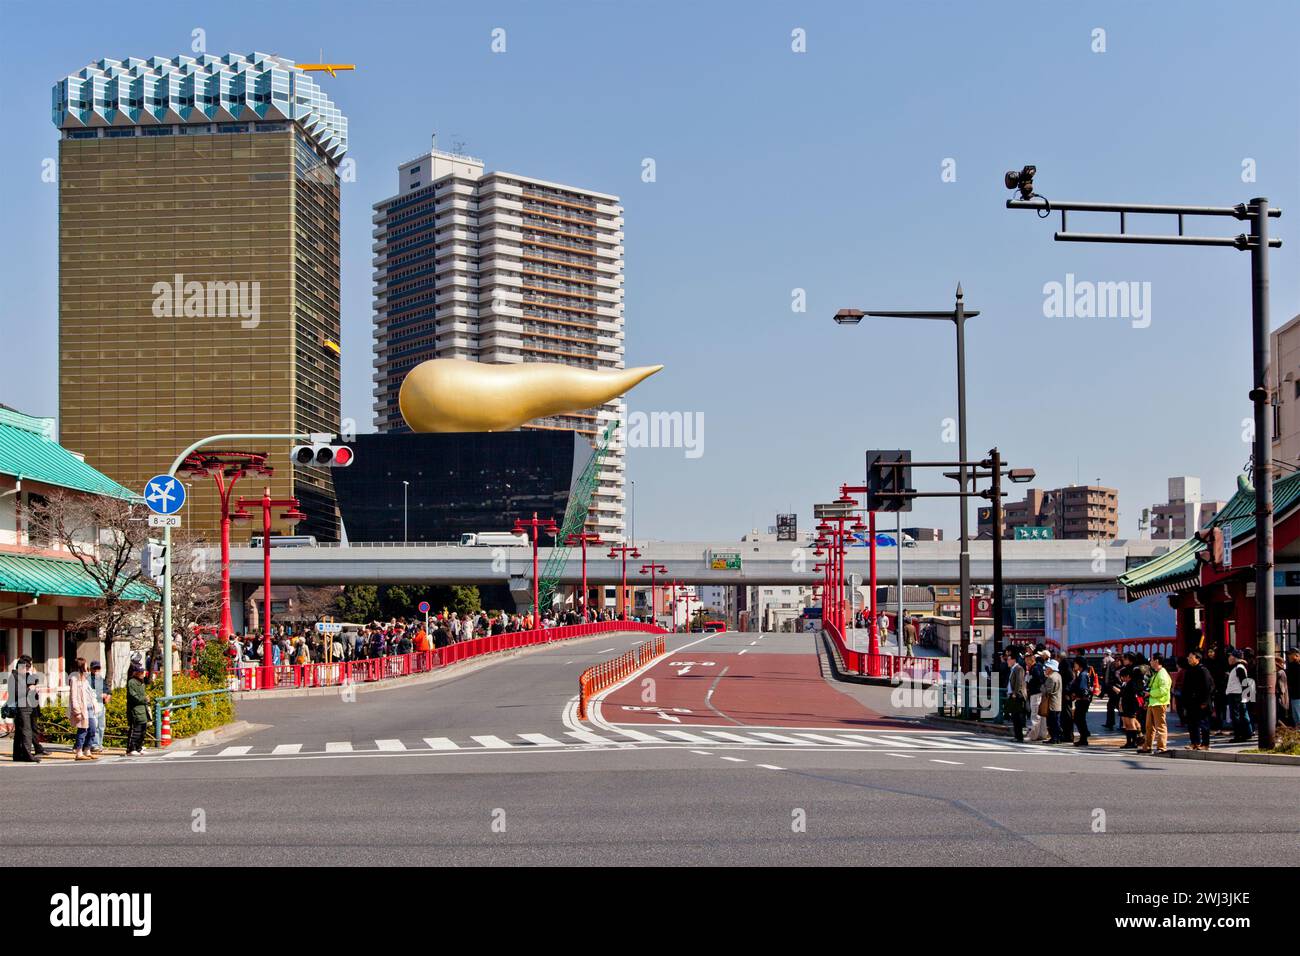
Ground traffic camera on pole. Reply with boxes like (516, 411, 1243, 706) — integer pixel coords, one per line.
(290, 434, 353, 467)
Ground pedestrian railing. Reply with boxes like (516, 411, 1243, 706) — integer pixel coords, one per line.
(823, 624, 940, 682)
(229, 621, 667, 693)
(577, 634, 667, 719)
(152, 688, 234, 744)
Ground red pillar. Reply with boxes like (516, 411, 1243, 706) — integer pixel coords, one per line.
(868, 511, 880, 676)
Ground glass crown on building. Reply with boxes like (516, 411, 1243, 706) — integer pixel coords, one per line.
(51, 52, 348, 160)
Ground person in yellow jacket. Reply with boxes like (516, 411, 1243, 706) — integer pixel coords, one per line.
(1139, 654, 1172, 754)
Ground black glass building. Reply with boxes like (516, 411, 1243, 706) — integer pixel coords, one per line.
(333, 432, 588, 543)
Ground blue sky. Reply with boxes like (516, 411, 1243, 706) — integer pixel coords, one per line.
(1, 0, 1297, 541)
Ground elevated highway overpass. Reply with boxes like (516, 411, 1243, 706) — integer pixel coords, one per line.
(220, 538, 1176, 589)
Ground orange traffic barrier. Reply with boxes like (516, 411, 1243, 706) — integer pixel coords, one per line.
(577, 635, 667, 719)
(159, 708, 172, 747)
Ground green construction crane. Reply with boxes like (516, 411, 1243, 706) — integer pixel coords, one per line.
(538, 420, 617, 614)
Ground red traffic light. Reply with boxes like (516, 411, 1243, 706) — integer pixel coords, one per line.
(332, 446, 353, 467)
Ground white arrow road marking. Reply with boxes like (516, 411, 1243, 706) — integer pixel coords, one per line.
(656, 711, 681, 723)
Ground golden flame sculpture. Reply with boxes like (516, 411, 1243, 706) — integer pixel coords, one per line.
(398, 359, 664, 433)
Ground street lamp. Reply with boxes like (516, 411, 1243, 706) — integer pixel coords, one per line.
(402, 480, 409, 544)
(1008, 177, 1281, 748)
(607, 544, 642, 621)
(834, 286, 979, 675)
(513, 512, 559, 624)
(564, 531, 603, 621)
(640, 563, 667, 623)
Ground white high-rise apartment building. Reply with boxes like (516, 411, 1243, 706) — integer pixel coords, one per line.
(371, 147, 628, 539)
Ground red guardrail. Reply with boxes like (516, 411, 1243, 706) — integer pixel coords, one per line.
(230, 620, 666, 692)
(823, 623, 940, 682)
(577, 634, 667, 719)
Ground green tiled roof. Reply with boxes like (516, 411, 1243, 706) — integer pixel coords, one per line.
(0, 407, 136, 499)
(1119, 471, 1300, 599)
(0, 551, 156, 602)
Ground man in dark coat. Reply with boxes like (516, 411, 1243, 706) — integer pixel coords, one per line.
(7, 656, 40, 762)
(1180, 649, 1215, 750)
(125, 663, 152, 756)
(1003, 650, 1028, 742)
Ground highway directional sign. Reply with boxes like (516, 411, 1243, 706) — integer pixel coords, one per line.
(144, 474, 186, 515)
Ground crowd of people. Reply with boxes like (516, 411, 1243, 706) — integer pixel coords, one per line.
(197, 605, 651, 670)
(1000, 642, 1299, 752)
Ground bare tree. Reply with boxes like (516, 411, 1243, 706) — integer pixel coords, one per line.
(289, 585, 344, 627)
(143, 529, 219, 669)
(27, 490, 154, 687)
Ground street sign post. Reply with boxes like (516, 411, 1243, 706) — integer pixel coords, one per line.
(419, 600, 431, 631)
(1014, 525, 1055, 540)
(148, 514, 181, 528)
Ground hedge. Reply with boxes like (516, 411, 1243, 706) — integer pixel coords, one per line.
(37, 673, 234, 747)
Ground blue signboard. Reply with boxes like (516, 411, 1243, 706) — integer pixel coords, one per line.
(143, 475, 186, 515)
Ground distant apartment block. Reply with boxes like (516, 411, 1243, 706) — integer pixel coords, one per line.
(980, 484, 1120, 540)
(371, 147, 627, 540)
(1149, 476, 1224, 540)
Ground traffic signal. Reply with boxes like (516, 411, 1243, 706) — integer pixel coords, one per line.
(140, 542, 166, 583)
(866, 449, 913, 512)
(1193, 527, 1225, 567)
(290, 443, 354, 467)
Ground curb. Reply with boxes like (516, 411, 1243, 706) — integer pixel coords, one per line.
(1159, 747, 1300, 766)
(164, 720, 267, 750)
(231, 630, 658, 702)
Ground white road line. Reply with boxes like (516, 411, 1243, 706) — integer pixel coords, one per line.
(423, 737, 459, 750)
(905, 737, 962, 748)
(930, 759, 964, 765)
(325, 741, 353, 753)
(218, 745, 251, 756)
(517, 733, 564, 747)
(375, 739, 406, 751)
(756, 764, 784, 770)
(886, 752, 917, 759)
(659, 729, 717, 744)
(689, 750, 713, 756)
(927, 737, 1006, 750)
(751, 731, 812, 745)
(270, 744, 301, 755)
(719, 756, 747, 763)
(836, 734, 914, 747)
(602, 725, 662, 743)
(471, 735, 511, 749)
(795, 733, 867, 746)
(565, 730, 613, 745)
(165, 750, 197, 757)
(598, 648, 615, 653)
(748, 641, 758, 646)
(703, 730, 767, 745)
(983, 766, 1022, 772)
(738, 649, 748, 655)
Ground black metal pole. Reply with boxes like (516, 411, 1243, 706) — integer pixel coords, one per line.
(1251, 197, 1276, 750)
(956, 285, 972, 677)
(990, 447, 1004, 659)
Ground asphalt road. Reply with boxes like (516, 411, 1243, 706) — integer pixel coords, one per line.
(3, 630, 1296, 866)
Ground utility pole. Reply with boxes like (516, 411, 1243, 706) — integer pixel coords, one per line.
(1008, 176, 1281, 748)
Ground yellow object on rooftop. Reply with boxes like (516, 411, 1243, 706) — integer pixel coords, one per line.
(296, 64, 355, 77)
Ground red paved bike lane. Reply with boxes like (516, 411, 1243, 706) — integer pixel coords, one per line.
(600, 651, 902, 729)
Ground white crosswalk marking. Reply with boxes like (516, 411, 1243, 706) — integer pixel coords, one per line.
(423, 737, 459, 750)
(703, 730, 767, 745)
(165, 749, 197, 757)
(471, 735, 510, 749)
(271, 744, 301, 755)
(217, 745, 251, 756)
(565, 730, 614, 745)
(517, 733, 564, 747)
(375, 739, 406, 751)
(325, 742, 352, 753)
(750, 731, 811, 745)
(836, 734, 914, 746)
(795, 733, 867, 746)
(658, 730, 718, 744)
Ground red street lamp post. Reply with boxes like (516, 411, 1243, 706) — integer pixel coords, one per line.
(235, 486, 306, 689)
(639, 563, 667, 623)
(513, 512, 559, 625)
(607, 544, 642, 620)
(177, 450, 274, 641)
(564, 531, 603, 621)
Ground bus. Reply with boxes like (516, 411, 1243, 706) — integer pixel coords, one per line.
(249, 535, 317, 548)
(702, 620, 727, 633)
